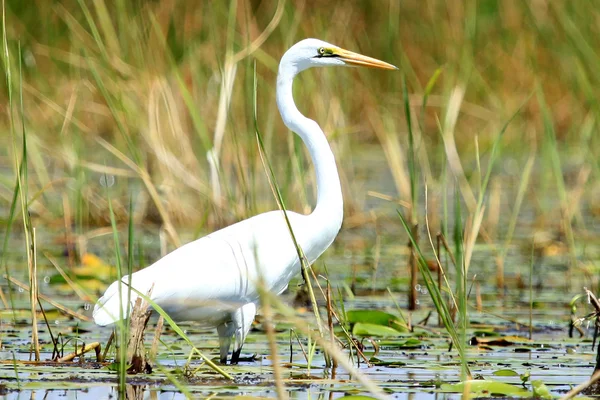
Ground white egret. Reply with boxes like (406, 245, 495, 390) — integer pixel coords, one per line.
(93, 38, 397, 364)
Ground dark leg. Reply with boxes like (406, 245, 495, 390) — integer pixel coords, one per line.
(230, 347, 242, 364)
(217, 323, 232, 365)
(230, 303, 256, 365)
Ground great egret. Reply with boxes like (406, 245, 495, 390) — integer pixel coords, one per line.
(93, 38, 397, 364)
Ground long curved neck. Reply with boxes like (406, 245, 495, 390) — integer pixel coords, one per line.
(276, 67, 343, 233)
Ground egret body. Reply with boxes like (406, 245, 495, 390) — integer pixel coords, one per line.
(93, 39, 397, 363)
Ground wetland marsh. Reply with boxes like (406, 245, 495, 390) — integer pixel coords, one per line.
(1, 0, 600, 398)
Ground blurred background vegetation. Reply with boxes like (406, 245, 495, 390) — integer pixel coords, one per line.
(0, 0, 598, 252)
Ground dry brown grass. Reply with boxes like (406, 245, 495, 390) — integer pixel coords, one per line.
(1, 0, 598, 245)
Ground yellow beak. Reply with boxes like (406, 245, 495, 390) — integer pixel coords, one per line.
(335, 48, 398, 70)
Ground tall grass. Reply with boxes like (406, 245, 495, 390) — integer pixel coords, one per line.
(0, 3, 595, 258)
(0, 0, 18, 320)
(2, 2, 42, 361)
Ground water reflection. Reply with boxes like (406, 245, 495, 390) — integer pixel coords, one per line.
(126, 384, 153, 400)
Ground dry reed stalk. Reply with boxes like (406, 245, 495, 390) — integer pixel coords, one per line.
(566, 165, 591, 221)
(366, 191, 411, 208)
(127, 288, 154, 374)
(487, 178, 501, 240)
(57, 342, 101, 362)
(209, 0, 285, 208)
(146, 78, 210, 200)
(290, 329, 309, 363)
(5, 275, 91, 321)
(57, 82, 79, 136)
(21, 79, 91, 134)
(441, 85, 476, 212)
(95, 137, 181, 247)
(260, 285, 287, 399)
(367, 109, 411, 202)
(463, 206, 485, 274)
(209, 60, 237, 208)
(79, 162, 137, 178)
(149, 315, 164, 363)
(561, 370, 600, 399)
(101, 331, 115, 362)
(438, 233, 457, 270)
(0, 278, 7, 309)
(45, 252, 89, 301)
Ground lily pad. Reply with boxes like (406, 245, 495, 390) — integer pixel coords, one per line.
(369, 357, 406, 367)
(441, 380, 531, 397)
(492, 368, 520, 377)
(352, 322, 404, 337)
(346, 310, 407, 332)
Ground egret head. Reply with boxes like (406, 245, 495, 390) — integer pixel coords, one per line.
(280, 38, 398, 75)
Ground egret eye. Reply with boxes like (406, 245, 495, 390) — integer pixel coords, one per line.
(318, 47, 326, 55)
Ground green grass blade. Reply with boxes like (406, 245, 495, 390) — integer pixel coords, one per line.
(397, 210, 471, 379)
(403, 74, 417, 220)
(105, 189, 127, 395)
(477, 95, 531, 208)
(75, 0, 110, 63)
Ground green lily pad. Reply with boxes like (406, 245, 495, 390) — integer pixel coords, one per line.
(492, 368, 520, 377)
(352, 322, 404, 337)
(441, 380, 531, 397)
(346, 310, 407, 332)
(369, 357, 406, 367)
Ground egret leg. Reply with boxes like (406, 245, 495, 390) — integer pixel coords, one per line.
(217, 322, 234, 364)
(230, 303, 257, 364)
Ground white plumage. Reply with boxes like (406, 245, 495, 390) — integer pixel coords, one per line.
(94, 38, 396, 363)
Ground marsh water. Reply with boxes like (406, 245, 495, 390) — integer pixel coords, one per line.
(1, 149, 599, 400)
